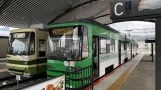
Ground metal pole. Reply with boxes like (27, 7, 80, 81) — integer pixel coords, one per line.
(17, 80, 19, 88)
(152, 43, 154, 62)
(155, 18, 161, 90)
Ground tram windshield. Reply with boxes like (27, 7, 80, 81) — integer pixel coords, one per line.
(48, 26, 88, 61)
(8, 32, 35, 55)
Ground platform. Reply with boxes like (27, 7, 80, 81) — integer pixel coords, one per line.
(0, 58, 6, 63)
(0, 58, 7, 72)
(0, 58, 11, 80)
(94, 52, 155, 90)
(120, 52, 155, 90)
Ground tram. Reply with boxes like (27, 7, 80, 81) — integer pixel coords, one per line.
(46, 19, 138, 89)
(7, 28, 48, 77)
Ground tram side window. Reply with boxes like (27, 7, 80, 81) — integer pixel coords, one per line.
(82, 26, 89, 58)
(39, 40, 46, 57)
(129, 43, 131, 50)
(106, 39, 110, 53)
(110, 39, 115, 52)
(106, 39, 115, 53)
(121, 42, 125, 50)
(115, 40, 118, 51)
(29, 32, 35, 55)
(100, 38, 107, 53)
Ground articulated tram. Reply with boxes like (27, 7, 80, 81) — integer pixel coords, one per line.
(47, 19, 138, 89)
(7, 28, 48, 77)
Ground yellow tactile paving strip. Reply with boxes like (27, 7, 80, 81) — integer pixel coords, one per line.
(108, 56, 141, 90)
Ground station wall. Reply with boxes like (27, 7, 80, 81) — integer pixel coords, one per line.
(0, 36, 8, 58)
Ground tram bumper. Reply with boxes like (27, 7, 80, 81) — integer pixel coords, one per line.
(6, 63, 33, 77)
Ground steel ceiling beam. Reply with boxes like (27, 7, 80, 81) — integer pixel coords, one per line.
(48, 0, 99, 25)
(0, 0, 12, 15)
(92, 14, 110, 19)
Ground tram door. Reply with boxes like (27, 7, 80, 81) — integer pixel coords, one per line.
(92, 36, 99, 80)
(118, 40, 121, 65)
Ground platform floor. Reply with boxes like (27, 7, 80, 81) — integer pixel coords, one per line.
(120, 53, 155, 90)
(94, 52, 155, 90)
(94, 53, 144, 90)
(0, 58, 7, 72)
(0, 58, 10, 79)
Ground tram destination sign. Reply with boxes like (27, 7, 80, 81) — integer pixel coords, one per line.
(110, 0, 161, 20)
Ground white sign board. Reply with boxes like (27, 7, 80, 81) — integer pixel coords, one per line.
(16, 75, 21, 81)
(23, 75, 65, 90)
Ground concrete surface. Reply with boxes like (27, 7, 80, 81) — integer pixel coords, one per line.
(120, 53, 155, 90)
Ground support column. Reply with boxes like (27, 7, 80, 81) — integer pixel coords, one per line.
(151, 43, 154, 62)
(156, 18, 161, 90)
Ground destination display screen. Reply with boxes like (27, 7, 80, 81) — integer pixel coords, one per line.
(13, 33, 26, 38)
(51, 27, 74, 35)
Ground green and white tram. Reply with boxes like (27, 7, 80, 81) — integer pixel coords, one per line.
(47, 19, 138, 89)
(7, 28, 48, 77)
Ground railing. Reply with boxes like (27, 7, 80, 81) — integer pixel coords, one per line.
(21, 66, 94, 90)
(65, 65, 93, 90)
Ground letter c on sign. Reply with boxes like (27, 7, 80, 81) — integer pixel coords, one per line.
(114, 3, 123, 16)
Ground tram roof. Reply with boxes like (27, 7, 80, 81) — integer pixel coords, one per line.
(49, 19, 119, 33)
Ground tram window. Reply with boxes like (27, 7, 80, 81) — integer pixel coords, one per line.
(106, 39, 110, 53)
(100, 38, 107, 53)
(106, 39, 116, 53)
(121, 42, 125, 50)
(110, 45, 112, 52)
(115, 40, 118, 51)
(29, 32, 35, 55)
(82, 26, 89, 58)
(111, 39, 115, 52)
(39, 40, 46, 57)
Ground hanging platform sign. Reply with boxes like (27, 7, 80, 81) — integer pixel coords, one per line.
(145, 39, 155, 43)
(110, 0, 161, 20)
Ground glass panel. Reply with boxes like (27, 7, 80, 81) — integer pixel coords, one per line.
(29, 32, 35, 55)
(106, 39, 116, 53)
(48, 26, 86, 61)
(111, 39, 115, 52)
(8, 32, 31, 55)
(39, 40, 46, 57)
(82, 27, 88, 58)
(115, 40, 118, 51)
(100, 38, 106, 53)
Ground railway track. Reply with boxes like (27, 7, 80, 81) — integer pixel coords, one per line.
(0, 76, 16, 89)
(0, 74, 47, 90)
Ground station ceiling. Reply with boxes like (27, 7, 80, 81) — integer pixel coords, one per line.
(0, 0, 155, 41)
(0, 0, 111, 28)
